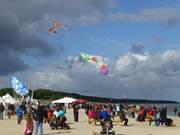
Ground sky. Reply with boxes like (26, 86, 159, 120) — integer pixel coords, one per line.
(0, 0, 180, 101)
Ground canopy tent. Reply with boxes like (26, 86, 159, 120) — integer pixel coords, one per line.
(0, 97, 5, 105)
(73, 98, 88, 104)
(52, 97, 76, 104)
(2, 93, 17, 104)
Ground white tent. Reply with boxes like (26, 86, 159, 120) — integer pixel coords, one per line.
(2, 93, 17, 104)
(0, 97, 5, 105)
(52, 97, 76, 104)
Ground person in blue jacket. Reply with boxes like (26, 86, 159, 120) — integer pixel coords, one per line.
(15, 105, 24, 124)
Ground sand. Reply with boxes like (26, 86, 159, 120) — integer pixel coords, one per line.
(0, 109, 180, 135)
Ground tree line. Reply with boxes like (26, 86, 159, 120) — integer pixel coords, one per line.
(0, 88, 178, 104)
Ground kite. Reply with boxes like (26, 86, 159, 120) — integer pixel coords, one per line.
(80, 52, 109, 75)
(48, 20, 68, 34)
(11, 76, 29, 96)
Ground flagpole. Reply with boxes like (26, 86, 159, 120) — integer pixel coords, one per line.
(31, 89, 34, 102)
(21, 96, 24, 105)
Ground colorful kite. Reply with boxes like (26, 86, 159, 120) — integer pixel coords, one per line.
(48, 20, 68, 34)
(11, 76, 29, 96)
(80, 52, 109, 75)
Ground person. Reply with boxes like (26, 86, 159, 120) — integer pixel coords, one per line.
(85, 103, 90, 116)
(8, 103, 11, 119)
(115, 104, 120, 115)
(0, 103, 4, 120)
(43, 107, 48, 124)
(137, 106, 146, 122)
(32, 104, 45, 135)
(72, 103, 79, 122)
(146, 108, 154, 125)
(16, 105, 24, 124)
(58, 107, 65, 117)
(159, 107, 167, 126)
(100, 108, 109, 121)
(174, 108, 177, 116)
(47, 109, 53, 124)
(130, 105, 136, 118)
(57, 107, 69, 129)
(88, 109, 94, 124)
(119, 109, 128, 126)
(23, 113, 34, 135)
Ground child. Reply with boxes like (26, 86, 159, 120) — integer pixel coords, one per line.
(88, 109, 94, 124)
(47, 109, 53, 124)
(23, 113, 34, 135)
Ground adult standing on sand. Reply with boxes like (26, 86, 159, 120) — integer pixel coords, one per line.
(32, 104, 45, 135)
(7, 103, 11, 119)
(174, 108, 177, 116)
(0, 103, 4, 120)
(72, 103, 79, 122)
(16, 104, 24, 124)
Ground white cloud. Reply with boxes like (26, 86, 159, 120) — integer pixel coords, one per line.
(115, 53, 138, 72)
(109, 7, 179, 23)
(2, 49, 180, 101)
(132, 54, 148, 62)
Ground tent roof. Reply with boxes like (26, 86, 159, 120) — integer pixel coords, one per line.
(73, 98, 88, 104)
(0, 97, 5, 104)
(52, 97, 76, 104)
(2, 93, 17, 104)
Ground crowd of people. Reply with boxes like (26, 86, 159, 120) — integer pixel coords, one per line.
(0, 101, 70, 135)
(84, 103, 129, 128)
(83, 103, 176, 128)
(0, 103, 15, 120)
(0, 101, 178, 135)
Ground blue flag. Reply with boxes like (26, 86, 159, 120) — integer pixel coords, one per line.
(11, 76, 29, 96)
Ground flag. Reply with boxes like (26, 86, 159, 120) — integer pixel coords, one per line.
(11, 76, 29, 96)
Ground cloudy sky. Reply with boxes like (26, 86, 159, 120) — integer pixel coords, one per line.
(1, 0, 180, 101)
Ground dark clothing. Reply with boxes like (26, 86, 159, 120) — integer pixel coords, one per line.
(130, 111, 135, 118)
(160, 109, 167, 119)
(159, 108, 167, 125)
(174, 108, 177, 116)
(72, 105, 79, 122)
(165, 118, 173, 127)
(8, 104, 11, 119)
(119, 111, 125, 120)
(18, 116, 23, 124)
(123, 118, 128, 126)
(0, 104, 4, 112)
(73, 110, 79, 122)
(33, 107, 45, 122)
(0, 104, 4, 120)
(25, 133, 32, 135)
(119, 110, 128, 126)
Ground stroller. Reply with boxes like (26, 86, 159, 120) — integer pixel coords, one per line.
(100, 118, 115, 135)
(49, 115, 70, 130)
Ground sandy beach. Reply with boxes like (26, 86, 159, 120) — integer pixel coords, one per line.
(0, 109, 179, 135)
